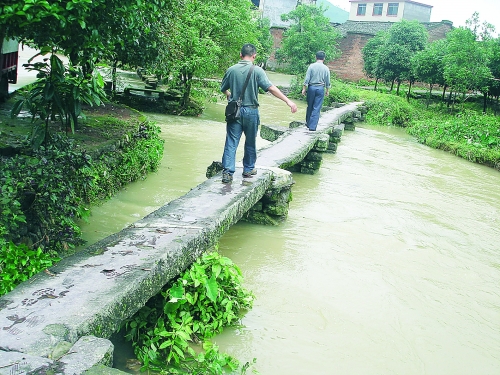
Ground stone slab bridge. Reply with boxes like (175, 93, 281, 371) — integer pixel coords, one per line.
(0, 103, 365, 375)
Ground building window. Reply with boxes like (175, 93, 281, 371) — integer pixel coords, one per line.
(373, 3, 383, 16)
(357, 3, 367, 16)
(387, 3, 399, 16)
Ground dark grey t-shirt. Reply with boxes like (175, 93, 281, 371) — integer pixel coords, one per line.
(220, 60, 272, 107)
(303, 61, 331, 88)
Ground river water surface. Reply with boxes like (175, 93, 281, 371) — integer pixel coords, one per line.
(80, 79, 500, 375)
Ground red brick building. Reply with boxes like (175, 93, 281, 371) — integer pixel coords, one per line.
(328, 20, 454, 81)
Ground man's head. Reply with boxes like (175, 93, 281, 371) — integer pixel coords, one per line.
(316, 51, 326, 61)
(241, 43, 257, 59)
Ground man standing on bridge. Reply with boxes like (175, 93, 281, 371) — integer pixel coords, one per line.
(301, 51, 330, 131)
(220, 43, 297, 184)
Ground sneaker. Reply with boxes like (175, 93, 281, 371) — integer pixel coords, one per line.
(242, 169, 257, 178)
(222, 172, 233, 183)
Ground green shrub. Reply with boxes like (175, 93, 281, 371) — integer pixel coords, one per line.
(0, 135, 90, 252)
(0, 242, 60, 296)
(82, 121, 164, 203)
(324, 80, 360, 105)
(123, 251, 255, 374)
(0, 122, 164, 254)
(364, 95, 416, 127)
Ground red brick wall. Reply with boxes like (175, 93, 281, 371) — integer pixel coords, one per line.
(268, 22, 453, 80)
(328, 33, 372, 81)
(267, 27, 285, 70)
(328, 22, 453, 81)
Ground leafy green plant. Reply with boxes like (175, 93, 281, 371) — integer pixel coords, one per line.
(324, 80, 360, 105)
(123, 251, 255, 374)
(0, 135, 91, 252)
(0, 242, 59, 296)
(11, 49, 107, 148)
(364, 95, 416, 127)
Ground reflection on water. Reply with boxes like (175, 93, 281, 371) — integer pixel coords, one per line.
(81, 97, 500, 374)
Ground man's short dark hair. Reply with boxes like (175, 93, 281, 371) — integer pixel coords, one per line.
(316, 51, 326, 60)
(241, 43, 257, 57)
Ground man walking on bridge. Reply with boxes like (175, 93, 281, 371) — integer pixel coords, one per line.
(302, 51, 330, 131)
(220, 43, 297, 184)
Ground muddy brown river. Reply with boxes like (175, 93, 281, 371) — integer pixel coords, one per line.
(79, 76, 500, 374)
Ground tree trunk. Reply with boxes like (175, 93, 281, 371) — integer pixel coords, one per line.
(406, 81, 413, 102)
(396, 80, 401, 95)
(390, 80, 395, 92)
(427, 84, 434, 108)
(0, 33, 7, 102)
(112, 59, 118, 95)
(374, 78, 379, 91)
(483, 93, 488, 114)
(442, 85, 447, 101)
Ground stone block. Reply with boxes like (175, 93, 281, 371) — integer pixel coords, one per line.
(84, 364, 129, 375)
(300, 166, 318, 175)
(313, 134, 330, 152)
(327, 143, 338, 153)
(59, 336, 114, 375)
(251, 201, 263, 212)
(305, 151, 323, 161)
(289, 121, 306, 129)
(260, 124, 287, 142)
(344, 123, 356, 131)
(357, 105, 368, 114)
(268, 168, 294, 191)
(0, 351, 53, 375)
(242, 211, 281, 226)
(264, 201, 289, 217)
(206, 161, 223, 178)
(300, 160, 322, 170)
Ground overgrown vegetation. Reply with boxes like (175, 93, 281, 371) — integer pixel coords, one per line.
(276, 4, 341, 75)
(122, 251, 256, 374)
(0, 116, 164, 296)
(340, 82, 500, 169)
(0, 242, 59, 295)
(362, 13, 500, 111)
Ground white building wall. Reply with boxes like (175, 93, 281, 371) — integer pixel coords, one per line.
(348, 1, 431, 22)
(402, 2, 431, 22)
(262, 0, 317, 27)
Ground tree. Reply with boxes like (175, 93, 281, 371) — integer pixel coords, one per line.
(254, 17, 274, 68)
(443, 27, 492, 110)
(277, 4, 341, 74)
(0, 0, 172, 75)
(362, 31, 388, 90)
(162, 0, 260, 111)
(375, 20, 428, 95)
(412, 39, 447, 106)
(488, 38, 500, 114)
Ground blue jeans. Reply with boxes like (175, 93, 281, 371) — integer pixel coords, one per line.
(306, 85, 325, 131)
(222, 106, 260, 175)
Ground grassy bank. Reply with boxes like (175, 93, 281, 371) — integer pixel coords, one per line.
(325, 81, 500, 171)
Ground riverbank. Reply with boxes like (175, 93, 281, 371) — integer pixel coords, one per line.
(322, 81, 500, 171)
